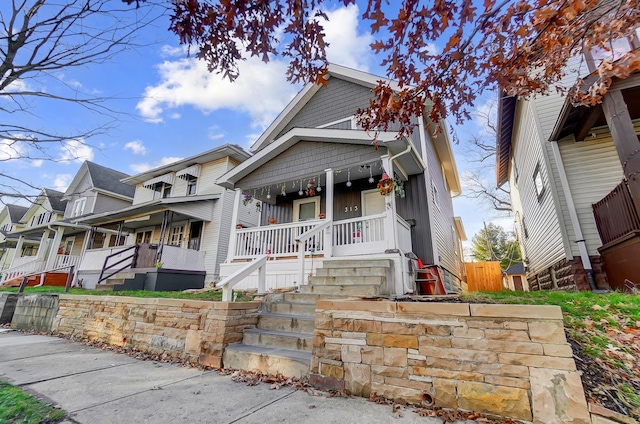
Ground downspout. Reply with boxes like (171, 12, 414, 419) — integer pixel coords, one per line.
(550, 142, 597, 291)
(389, 144, 412, 162)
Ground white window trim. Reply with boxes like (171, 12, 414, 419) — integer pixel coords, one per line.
(293, 197, 320, 222)
(71, 197, 86, 217)
(432, 182, 440, 211)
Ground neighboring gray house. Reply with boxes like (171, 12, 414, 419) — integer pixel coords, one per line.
(1, 162, 134, 283)
(217, 64, 466, 295)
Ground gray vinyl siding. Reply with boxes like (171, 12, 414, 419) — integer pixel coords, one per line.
(278, 77, 373, 136)
(423, 130, 461, 277)
(237, 141, 386, 190)
(511, 101, 566, 275)
(558, 136, 625, 256)
(395, 174, 433, 264)
(92, 194, 132, 215)
(324, 121, 352, 130)
(200, 199, 223, 281)
(215, 189, 237, 270)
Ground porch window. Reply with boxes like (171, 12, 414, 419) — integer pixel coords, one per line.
(71, 197, 86, 217)
(21, 245, 37, 257)
(135, 230, 152, 244)
(293, 197, 320, 222)
(169, 225, 184, 246)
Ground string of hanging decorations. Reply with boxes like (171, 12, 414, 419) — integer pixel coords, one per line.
(241, 159, 405, 203)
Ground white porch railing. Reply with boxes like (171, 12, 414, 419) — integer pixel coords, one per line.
(332, 213, 387, 256)
(52, 254, 82, 270)
(218, 254, 268, 301)
(10, 255, 39, 268)
(0, 258, 44, 283)
(160, 245, 205, 271)
(396, 216, 412, 253)
(233, 221, 324, 259)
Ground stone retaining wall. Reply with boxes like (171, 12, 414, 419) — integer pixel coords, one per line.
(311, 300, 591, 423)
(52, 295, 260, 368)
(12, 294, 60, 332)
(0, 293, 18, 324)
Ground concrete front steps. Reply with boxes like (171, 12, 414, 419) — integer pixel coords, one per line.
(223, 259, 393, 379)
(94, 272, 145, 291)
(223, 293, 318, 379)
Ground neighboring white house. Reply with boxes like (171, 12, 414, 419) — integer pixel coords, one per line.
(0, 204, 29, 271)
(496, 49, 640, 291)
(74, 144, 256, 289)
(216, 64, 466, 296)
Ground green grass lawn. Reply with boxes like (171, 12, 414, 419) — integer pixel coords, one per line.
(0, 285, 230, 301)
(0, 380, 65, 423)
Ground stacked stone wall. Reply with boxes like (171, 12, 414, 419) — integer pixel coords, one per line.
(53, 295, 260, 368)
(311, 300, 591, 423)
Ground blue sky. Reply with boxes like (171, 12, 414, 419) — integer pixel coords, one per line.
(1, 1, 513, 250)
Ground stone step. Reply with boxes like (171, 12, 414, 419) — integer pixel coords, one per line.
(322, 259, 392, 269)
(308, 275, 385, 286)
(223, 344, 311, 379)
(282, 293, 320, 303)
(270, 301, 316, 316)
(258, 313, 316, 334)
(105, 278, 126, 286)
(94, 284, 115, 291)
(316, 266, 388, 277)
(243, 328, 313, 352)
(114, 272, 136, 279)
(300, 284, 381, 296)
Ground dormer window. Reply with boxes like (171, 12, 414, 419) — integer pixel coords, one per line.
(152, 182, 172, 199)
(71, 197, 86, 217)
(176, 165, 200, 196)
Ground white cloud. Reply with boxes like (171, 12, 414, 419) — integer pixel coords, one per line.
(130, 156, 184, 174)
(208, 125, 225, 141)
(32, 159, 43, 167)
(136, 56, 297, 128)
(0, 138, 27, 161)
(160, 45, 187, 58)
(59, 139, 94, 163)
(52, 174, 72, 192)
(124, 140, 147, 156)
(472, 99, 498, 136)
(323, 4, 374, 71)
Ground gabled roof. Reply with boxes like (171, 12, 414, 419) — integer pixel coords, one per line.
(121, 144, 251, 185)
(5, 204, 28, 223)
(250, 64, 402, 153)
(217, 128, 426, 189)
(42, 188, 66, 212)
(86, 161, 135, 198)
(504, 262, 526, 275)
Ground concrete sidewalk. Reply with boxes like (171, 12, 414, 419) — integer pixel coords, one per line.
(0, 330, 460, 424)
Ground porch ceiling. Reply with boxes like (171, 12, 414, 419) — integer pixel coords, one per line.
(217, 128, 424, 191)
(76, 195, 218, 228)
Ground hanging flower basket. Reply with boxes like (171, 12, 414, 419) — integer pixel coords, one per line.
(393, 177, 405, 198)
(242, 192, 253, 206)
(378, 173, 393, 195)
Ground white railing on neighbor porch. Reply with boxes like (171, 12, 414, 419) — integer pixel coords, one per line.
(0, 258, 44, 283)
(10, 255, 39, 268)
(332, 213, 386, 256)
(52, 254, 82, 270)
(233, 221, 325, 259)
(160, 245, 205, 271)
(396, 216, 412, 253)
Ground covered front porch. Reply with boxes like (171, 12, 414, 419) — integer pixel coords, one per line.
(218, 129, 426, 295)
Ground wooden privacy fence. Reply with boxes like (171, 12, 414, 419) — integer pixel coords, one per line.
(464, 261, 503, 292)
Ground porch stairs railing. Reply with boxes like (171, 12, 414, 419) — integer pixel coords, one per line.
(218, 255, 268, 301)
(97, 244, 139, 285)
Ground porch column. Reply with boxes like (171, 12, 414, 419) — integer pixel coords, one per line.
(72, 229, 94, 287)
(36, 229, 51, 261)
(381, 155, 398, 250)
(601, 89, 640, 218)
(323, 168, 333, 258)
(226, 188, 243, 261)
(13, 235, 25, 265)
(44, 227, 65, 270)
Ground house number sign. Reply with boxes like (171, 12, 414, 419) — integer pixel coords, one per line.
(344, 206, 359, 212)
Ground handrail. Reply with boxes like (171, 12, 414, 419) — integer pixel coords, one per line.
(97, 244, 139, 285)
(17, 263, 77, 293)
(218, 254, 268, 301)
(332, 212, 386, 226)
(0, 257, 43, 283)
(296, 220, 332, 285)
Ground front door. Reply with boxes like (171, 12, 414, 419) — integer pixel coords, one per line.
(513, 275, 524, 291)
(293, 197, 320, 222)
(361, 189, 385, 216)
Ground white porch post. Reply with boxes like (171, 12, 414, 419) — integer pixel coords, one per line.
(226, 188, 242, 261)
(45, 227, 64, 270)
(37, 229, 51, 261)
(72, 229, 93, 287)
(381, 155, 398, 250)
(323, 168, 333, 258)
(12, 235, 25, 266)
